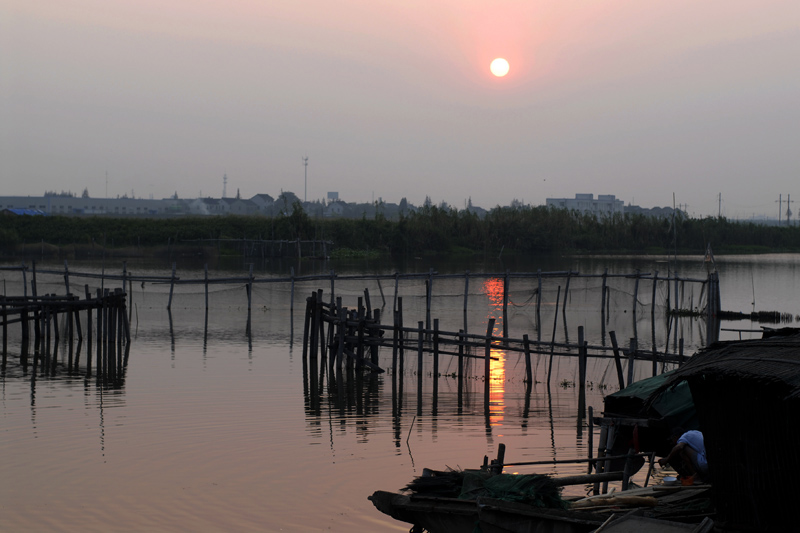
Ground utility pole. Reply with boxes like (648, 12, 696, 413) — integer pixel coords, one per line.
(777, 194, 782, 224)
(303, 156, 309, 202)
(718, 193, 722, 218)
(787, 194, 795, 226)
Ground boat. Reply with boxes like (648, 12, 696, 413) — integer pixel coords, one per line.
(369, 455, 715, 532)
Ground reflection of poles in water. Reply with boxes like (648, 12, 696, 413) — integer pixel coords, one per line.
(522, 380, 532, 430)
(289, 267, 295, 345)
(167, 307, 175, 357)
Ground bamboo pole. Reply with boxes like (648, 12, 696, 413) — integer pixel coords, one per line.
(64, 260, 70, 295)
(523, 334, 532, 384)
(502, 270, 509, 340)
(463, 270, 470, 335)
(609, 331, 625, 389)
(547, 286, 561, 386)
(432, 318, 439, 392)
(167, 263, 176, 310)
(484, 318, 495, 413)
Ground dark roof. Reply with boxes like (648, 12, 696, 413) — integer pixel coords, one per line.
(659, 328, 800, 400)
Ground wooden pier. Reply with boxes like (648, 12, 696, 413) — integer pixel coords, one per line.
(299, 286, 697, 418)
(0, 285, 130, 385)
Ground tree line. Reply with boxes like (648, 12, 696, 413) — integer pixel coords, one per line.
(2, 203, 800, 257)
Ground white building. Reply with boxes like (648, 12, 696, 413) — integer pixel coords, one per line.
(546, 194, 624, 216)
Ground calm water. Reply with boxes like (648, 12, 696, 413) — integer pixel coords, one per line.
(1, 254, 798, 532)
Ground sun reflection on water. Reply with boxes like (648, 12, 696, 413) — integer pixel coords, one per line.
(483, 277, 507, 428)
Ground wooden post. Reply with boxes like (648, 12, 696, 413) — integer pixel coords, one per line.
(309, 293, 319, 364)
(108, 293, 117, 380)
(363, 288, 372, 318)
(601, 268, 608, 316)
(587, 406, 594, 474)
(290, 267, 295, 317)
(417, 321, 424, 404)
(679, 338, 685, 365)
(578, 326, 586, 421)
(397, 297, 404, 378)
(330, 270, 336, 308)
(302, 294, 313, 363)
(22, 262, 28, 299)
(463, 270, 470, 335)
(377, 279, 386, 308)
(562, 272, 571, 317)
(674, 271, 680, 314)
(622, 448, 636, 491)
(547, 286, 561, 386)
(609, 331, 625, 390)
(167, 263, 176, 310)
(502, 270, 509, 340)
(536, 269, 542, 336)
(2, 301, 7, 362)
(393, 272, 399, 313)
(484, 318, 495, 413)
(432, 318, 439, 398)
(336, 297, 345, 372)
(64, 260, 70, 295)
(627, 338, 636, 386)
(632, 269, 640, 315)
(68, 297, 74, 366)
(426, 268, 433, 334)
(45, 302, 52, 367)
(31, 260, 38, 298)
(457, 329, 464, 408)
(493, 443, 506, 475)
(247, 263, 253, 312)
(357, 309, 365, 370)
(392, 305, 399, 371)
(651, 270, 659, 317)
(85, 285, 92, 376)
(204, 264, 209, 312)
(523, 334, 532, 384)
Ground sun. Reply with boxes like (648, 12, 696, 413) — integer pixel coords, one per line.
(490, 58, 509, 77)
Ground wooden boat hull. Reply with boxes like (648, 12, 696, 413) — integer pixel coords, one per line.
(369, 491, 605, 533)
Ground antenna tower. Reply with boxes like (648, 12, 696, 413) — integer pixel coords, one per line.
(223, 173, 228, 198)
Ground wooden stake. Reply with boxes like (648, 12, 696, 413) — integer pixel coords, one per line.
(609, 331, 625, 390)
(167, 262, 176, 310)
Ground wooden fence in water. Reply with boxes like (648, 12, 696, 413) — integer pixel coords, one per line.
(1, 260, 721, 383)
(0, 285, 130, 385)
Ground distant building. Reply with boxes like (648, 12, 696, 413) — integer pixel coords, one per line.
(546, 194, 624, 216)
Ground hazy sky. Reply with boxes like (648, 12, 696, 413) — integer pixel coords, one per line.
(2, 1, 799, 218)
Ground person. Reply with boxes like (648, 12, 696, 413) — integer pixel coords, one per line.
(658, 428, 709, 481)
